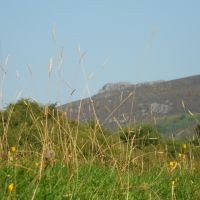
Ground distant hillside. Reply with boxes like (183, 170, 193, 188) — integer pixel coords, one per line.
(59, 75, 200, 135)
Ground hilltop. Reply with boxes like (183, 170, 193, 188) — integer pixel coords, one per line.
(59, 74, 200, 136)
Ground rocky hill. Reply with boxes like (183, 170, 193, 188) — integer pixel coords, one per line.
(59, 75, 200, 131)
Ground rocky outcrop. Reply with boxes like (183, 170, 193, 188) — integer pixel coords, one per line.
(98, 82, 131, 93)
(59, 74, 200, 129)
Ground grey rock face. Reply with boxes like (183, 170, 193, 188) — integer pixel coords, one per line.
(150, 102, 171, 114)
(59, 74, 200, 129)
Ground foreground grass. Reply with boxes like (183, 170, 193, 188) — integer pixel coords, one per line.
(1, 99, 200, 199)
(1, 158, 200, 200)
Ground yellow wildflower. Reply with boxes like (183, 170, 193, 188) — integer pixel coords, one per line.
(169, 161, 177, 168)
(178, 153, 182, 158)
(10, 146, 16, 153)
(182, 144, 187, 149)
(8, 183, 15, 192)
(178, 153, 186, 160)
(171, 180, 175, 186)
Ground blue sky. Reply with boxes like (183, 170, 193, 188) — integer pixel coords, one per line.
(0, 1, 200, 107)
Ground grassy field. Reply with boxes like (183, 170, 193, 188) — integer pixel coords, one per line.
(0, 99, 200, 199)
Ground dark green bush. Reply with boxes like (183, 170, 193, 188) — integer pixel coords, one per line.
(190, 124, 200, 146)
(120, 123, 162, 147)
(0, 99, 58, 148)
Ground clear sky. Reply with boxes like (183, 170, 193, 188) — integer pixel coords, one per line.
(0, 1, 200, 107)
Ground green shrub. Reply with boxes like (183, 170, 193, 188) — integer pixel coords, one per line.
(195, 124, 200, 138)
(120, 123, 162, 147)
(0, 99, 58, 148)
(190, 124, 200, 146)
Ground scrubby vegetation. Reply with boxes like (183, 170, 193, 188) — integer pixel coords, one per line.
(0, 99, 200, 199)
(156, 113, 200, 135)
(120, 123, 162, 147)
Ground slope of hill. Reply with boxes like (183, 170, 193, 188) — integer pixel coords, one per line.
(59, 75, 200, 134)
